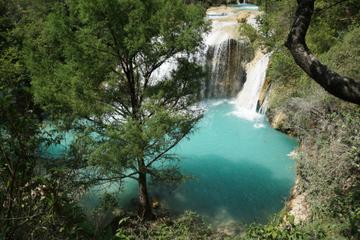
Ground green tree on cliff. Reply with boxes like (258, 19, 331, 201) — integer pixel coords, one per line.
(27, 0, 208, 219)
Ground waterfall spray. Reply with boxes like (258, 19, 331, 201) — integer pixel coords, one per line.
(232, 52, 271, 121)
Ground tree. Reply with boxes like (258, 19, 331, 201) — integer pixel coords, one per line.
(0, 0, 41, 236)
(285, 0, 360, 105)
(27, 0, 207, 220)
(1, 1, 90, 238)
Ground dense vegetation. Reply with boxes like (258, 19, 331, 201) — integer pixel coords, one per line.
(0, 0, 90, 238)
(27, 0, 207, 221)
(1, 0, 359, 239)
(1, 0, 209, 238)
(242, 0, 360, 239)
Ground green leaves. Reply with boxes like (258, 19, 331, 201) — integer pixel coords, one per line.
(25, 1, 207, 199)
(245, 219, 327, 240)
(114, 211, 212, 239)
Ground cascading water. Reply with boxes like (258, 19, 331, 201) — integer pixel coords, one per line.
(150, 7, 296, 226)
(205, 39, 253, 98)
(44, 4, 297, 229)
(204, 7, 254, 98)
(232, 52, 271, 121)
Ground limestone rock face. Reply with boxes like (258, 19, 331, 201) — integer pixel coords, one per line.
(257, 77, 271, 111)
(204, 38, 254, 98)
(271, 111, 288, 130)
(286, 178, 309, 224)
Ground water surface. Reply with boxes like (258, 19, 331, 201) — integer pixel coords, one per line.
(44, 101, 297, 226)
(151, 101, 296, 225)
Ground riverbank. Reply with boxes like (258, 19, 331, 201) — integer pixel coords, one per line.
(258, 3, 360, 237)
(205, 4, 303, 232)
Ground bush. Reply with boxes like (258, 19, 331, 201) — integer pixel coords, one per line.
(239, 23, 258, 45)
(243, 223, 326, 240)
(114, 211, 214, 240)
(262, 2, 360, 240)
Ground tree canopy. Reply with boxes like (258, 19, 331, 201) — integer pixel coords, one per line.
(27, 0, 208, 219)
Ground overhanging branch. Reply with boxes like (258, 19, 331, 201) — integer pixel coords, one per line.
(285, 0, 360, 105)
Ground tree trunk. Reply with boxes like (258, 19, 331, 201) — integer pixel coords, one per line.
(285, 0, 360, 105)
(138, 171, 154, 220)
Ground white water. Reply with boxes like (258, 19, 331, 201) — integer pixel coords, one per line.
(153, 5, 269, 121)
(151, 8, 238, 86)
(205, 14, 238, 46)
(232, 53, 271, 121)
(204, 4, 269, 122)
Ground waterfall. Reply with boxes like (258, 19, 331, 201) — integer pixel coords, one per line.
(232, 52, 271, 121)
(204, 3, 271, 123)
(205, 38, 253, 98)
(204, 8, 254, 98)
(151, 5, 266, 111)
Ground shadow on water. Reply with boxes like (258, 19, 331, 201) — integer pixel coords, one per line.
(44, 102, 296, 227)
(153, 154, 293, 225)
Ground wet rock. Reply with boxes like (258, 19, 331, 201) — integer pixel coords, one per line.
(205, 38, 254, 98)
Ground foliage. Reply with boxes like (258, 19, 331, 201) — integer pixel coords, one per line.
(256, 1, 360, 239)
(243, 219, 326, 240)
(257, 0, 297, 49)
(1, 175, 92, 239)
(324, 26, 360, 80)
(2, 0, 360, 238)
(0, 1, 91, 238)
(1, 0, 208, 237)
(26, 0, 208, 219)
(239, 22, 260, 49)
(114, 211, 214, 240)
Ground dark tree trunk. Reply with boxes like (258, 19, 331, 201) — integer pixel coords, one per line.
(285, 0, 360, 105)
(138, 171, 154, 220)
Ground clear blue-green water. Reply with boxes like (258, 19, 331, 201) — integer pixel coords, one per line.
(44, 100, 297, 225)
(229, 3, 259, 11)
(150, 101, 297, 225)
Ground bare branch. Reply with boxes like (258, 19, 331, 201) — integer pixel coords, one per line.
(285, 0, 360, 105)
(145, 121, 198, 168)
